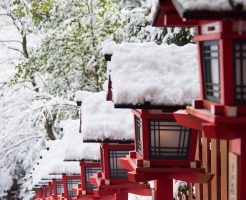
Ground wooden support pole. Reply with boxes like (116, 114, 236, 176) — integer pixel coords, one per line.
(195, 132, 203, 200)
(211, 139, 221, 200)
(188, 183, 193, 200)
(201, 133, 211, 200)
(220, 140, 228, 200)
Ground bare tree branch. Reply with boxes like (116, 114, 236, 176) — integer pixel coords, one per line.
(7, 46, 24, 55)
(0, 40, 22, 44)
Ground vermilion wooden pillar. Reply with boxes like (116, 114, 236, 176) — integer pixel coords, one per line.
(114, 192, 128, 200)
(154, 178, 173, 200)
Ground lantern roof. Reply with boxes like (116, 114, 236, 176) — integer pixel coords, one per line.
(103, 41, 199, 108)
(172, 0, 246, 19)
(79, 91, 134, 142)
(61, 119, 100, 162)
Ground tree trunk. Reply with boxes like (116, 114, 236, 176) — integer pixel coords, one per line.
(45, 119, 55, 140)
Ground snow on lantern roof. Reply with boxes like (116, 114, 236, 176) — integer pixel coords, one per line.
(49, 161, 80, 175)
(80, 91, 134, 142)
(32, 139, 80, 186)
(32, 140, 65, 186)
(103, 41, 199, 108)
(62, 119, 100, 161)
(173, 0, 246, 19)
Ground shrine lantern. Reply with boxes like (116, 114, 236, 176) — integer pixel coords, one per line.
(153, 1, 246, 200)
(62, 119, 101, 198)
(103, 41, 213, 200)
(81, 91, 152, 200)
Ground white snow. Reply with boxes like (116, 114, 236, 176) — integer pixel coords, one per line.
(103, 41, 199, 106)
(146, 0, 159, 22)
(32, 119, 100, 186)
(177, 0, 246, 11)
(128, 194, 152, 200)
(62, 119, 100, 161)
(80, 91, 134, 141)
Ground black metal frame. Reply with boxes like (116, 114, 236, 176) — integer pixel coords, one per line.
(135, 116, 142, 155)
(108, 150, 129, 179)
(66, 178, 81, 197)
(202, 41, 221, 103)
(56, 183, 63, 195)
(148, 119, 192, 160)
(233, 40, 246, 104)
(85, 166, 101, 190)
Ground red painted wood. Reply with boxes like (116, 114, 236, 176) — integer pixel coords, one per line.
(106, 74, 112, 101)
(220, 37, 234, 105)
(189, 130, 199, 160)
(164, 14, 197, 26)
(202, 123, 246, 140)
(174, 110, 204, 131)
(114, 192, 128, 200)
(141, 116, 149, 160)
(154, 178, 173, 200)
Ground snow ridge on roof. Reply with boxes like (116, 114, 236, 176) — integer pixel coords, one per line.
(80, 91, 134, 141)
(104, 41, 199, 106)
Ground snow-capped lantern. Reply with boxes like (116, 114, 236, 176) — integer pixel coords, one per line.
(81, 92, 152, 200)
(62, 122, 101, 199)
(104, 42, 213, 200)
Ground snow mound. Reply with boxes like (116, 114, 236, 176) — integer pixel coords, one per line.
(103, 42, 199, 106)
(81, 91, 134, 141)
(62, 119, 100, 161)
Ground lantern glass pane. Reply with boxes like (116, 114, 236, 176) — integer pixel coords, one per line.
(234, 40, 246, 104)
(56, 183, 63, 195)
(66, 178, 81, 197)
(135, 116, 142, 155)
(85, 166, 100, 190)
(202, 41, 221, 102)
(149, 119, 192, 160)
(109, 150, 130, 179)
